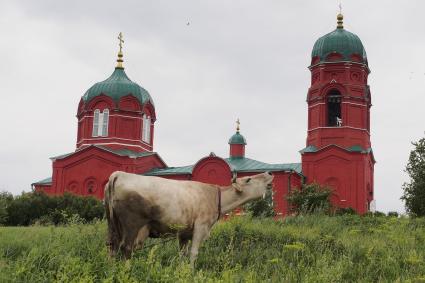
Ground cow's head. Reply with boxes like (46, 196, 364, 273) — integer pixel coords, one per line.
(231, 171, 274, 201)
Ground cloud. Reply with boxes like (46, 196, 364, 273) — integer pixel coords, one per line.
(1, 0, 424, 213)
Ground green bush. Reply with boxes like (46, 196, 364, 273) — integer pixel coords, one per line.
(0, 191, 13, 225)
(243, 187, 275, 218)
(286, 183, 333, 215)
(335, 207, 357, 216)
(3, 191, 104, 226)
(388, 211, 399, 217)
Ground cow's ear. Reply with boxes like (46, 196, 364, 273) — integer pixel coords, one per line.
(231, 172, 237, 184)
(233, 183, 243, 192)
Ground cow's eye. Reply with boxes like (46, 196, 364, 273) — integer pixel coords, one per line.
(246, 178, 251, 183)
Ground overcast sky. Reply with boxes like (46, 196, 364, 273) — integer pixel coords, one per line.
(1, 1, 424, 213)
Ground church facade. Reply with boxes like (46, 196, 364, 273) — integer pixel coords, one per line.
(33, 14, 374, 215)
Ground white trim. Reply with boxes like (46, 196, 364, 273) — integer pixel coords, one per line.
(308, 126, 370, 134)
(79, 142, 151, 151)
(77, 137, 151, 146)
(343, 102, 367, 107)
(309, 101, 367, 109)
(308, 102, 326, 108)
(79, 114, 143, 123)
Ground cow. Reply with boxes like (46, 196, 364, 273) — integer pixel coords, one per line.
(104, 170, 273, 266)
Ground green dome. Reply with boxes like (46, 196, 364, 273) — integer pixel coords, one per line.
(228, 132, 247, 145)
(82, 68, 154, 106)
(311, 28, 367, 65)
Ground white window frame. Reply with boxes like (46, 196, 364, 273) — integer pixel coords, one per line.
(92, 109, 100, 137)
(92, 109, 109, 137)
(101, 109, 109, 137)
(142, 114, 151, 143)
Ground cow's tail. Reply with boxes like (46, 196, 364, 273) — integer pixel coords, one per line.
(105, 172, 120, 256)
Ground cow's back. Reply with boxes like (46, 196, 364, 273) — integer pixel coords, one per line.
(111, 171, 218, 227)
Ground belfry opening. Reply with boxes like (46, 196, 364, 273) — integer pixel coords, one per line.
(327, 90, 342, 127)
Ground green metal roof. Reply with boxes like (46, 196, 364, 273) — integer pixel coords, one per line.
(145, 165, 194, 176)
(312, 28, 367, 64)
(226, 157, 301, 173)
(347, 145, 373, 154)
(95, 145, 156, 158)
(299, 145, 318, 154)
(300, 144, 372, 154)
(228, 132, 247, 145)
(32, 177, 52, 186)
(51, 145, 156, 160)
(144, 156, 302, 176)
(82, 68, 154, 106)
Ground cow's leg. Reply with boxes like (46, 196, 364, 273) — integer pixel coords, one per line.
(189, 224, 209, 268)
(119, 220, 148, 259)
(120, 229, 139, 259)
(134, 225, 150, 250)
(178, 233, 191, 257)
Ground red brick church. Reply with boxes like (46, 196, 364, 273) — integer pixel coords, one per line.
(33, 14, 375, 215)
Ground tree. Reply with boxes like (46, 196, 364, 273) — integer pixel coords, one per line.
(0, 191, 13, 225)
(3, 191, 104, 226)
(286, 183, 332, 215)
(402, 136, 425, 216)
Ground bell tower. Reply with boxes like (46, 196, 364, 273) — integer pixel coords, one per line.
(301, 13, 375, 214)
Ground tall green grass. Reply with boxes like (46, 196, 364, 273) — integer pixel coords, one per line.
(1, 215, 425, 282)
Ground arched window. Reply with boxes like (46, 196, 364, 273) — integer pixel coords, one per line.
(327, 90, 342, 127)
(101, 109, 109, 137)
(142, 114, 151, 143)
(92, 109, 109, 137)
(92, 109, 100, 137)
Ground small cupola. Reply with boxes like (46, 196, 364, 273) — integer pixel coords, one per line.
(228, 119, 246, 158)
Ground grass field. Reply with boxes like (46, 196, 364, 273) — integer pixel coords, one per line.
(1, 215, 425, 282)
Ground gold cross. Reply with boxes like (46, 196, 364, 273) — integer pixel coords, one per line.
(118, 32, 124, 53)
(236, 118, 240, 132)
(339, 2, 342, 14)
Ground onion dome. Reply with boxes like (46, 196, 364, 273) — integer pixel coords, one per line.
(82, 32, 154, 106)
(82, 68, 153, 105)
(228, 119, 247, 145)
(311, 13, 367, 65)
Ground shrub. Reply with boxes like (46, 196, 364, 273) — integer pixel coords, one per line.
(363, 211, 386, 218)
(388, 211, 399, 218)
(335, 207, 357, 216)
(373, 211, 386, 217)
(286, 183, 333, 215)
(0, 191, 13, 225)
(4, 191, 104, 226)
(244, 187, 275, 218)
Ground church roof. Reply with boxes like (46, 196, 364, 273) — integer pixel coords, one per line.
(32, 177, 52, 186)
(82, 68, 154, 106)
(299, 144, 372, 154)
(311, 14, 367, 65)
(50, 145, 157, 161)
(228, 132, 247, 145)
(144, 157, 302, 176)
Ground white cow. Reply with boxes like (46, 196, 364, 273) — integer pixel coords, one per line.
(104, 171, 273, 266)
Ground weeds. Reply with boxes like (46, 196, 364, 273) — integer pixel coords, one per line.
(0, 215, 424, 282)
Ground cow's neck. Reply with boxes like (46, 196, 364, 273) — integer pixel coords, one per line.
(220, 186, 254, 214)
